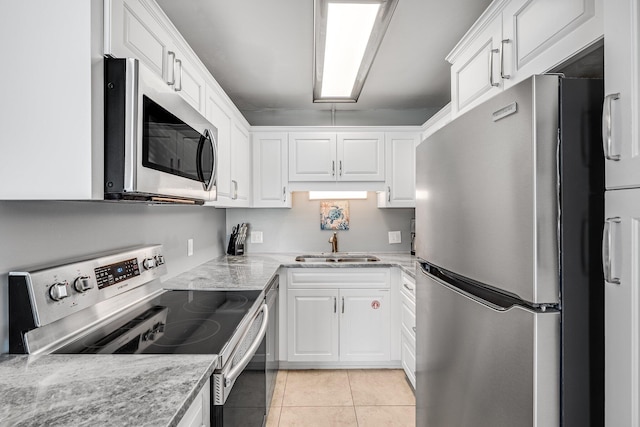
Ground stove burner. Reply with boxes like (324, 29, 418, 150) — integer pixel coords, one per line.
(181, 292, 249, 314)
(151, 318, 222, 347)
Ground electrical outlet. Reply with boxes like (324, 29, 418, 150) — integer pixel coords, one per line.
(251, 231, 263, 244)
(187, 238, 194, 256)
(388, 231, 402, 244)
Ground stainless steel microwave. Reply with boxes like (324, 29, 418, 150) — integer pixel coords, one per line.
(104, 58, 217, 204)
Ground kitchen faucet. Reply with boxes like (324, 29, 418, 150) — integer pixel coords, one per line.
(329, 232, 338, 253)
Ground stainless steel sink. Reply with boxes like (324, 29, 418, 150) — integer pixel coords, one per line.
(295, 254, 380, 263)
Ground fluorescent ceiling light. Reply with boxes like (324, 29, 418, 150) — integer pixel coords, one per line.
(309, 191, 368, 200)
(313, 0, 399, 103)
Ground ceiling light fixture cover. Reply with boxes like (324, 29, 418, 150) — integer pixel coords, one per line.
(313, 0, 399, 103)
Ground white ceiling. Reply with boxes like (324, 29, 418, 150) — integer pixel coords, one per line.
(156, 0, 493, 126)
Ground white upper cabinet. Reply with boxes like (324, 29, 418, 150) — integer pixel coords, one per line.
(288, 133, 337, 181)
(105, 0, 206, 113)
(448, 0, 603, 118)
(0, 0, 102, 200)
(449, 13, 505, 116)
(501, 0, 603, 90)
(252, 133, 291, 208)
(230, 123, 251, 206)
(378, 133, 420, 208)
(602, 0, 640, 190)
(204, 86, 232, 202)
(289, 132, 384, 182)
(337, 133, 385, 181)
(206, 85, 250, 208)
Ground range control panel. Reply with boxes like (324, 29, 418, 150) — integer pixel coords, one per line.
(10, 245, 167, 327)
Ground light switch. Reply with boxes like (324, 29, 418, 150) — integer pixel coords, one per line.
(388, 231, 401, 244)
(251, 231, 263, 244)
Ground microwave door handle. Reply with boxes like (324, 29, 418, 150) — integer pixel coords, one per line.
(223, 303, 268, 387)
(197, 129, 217, 191)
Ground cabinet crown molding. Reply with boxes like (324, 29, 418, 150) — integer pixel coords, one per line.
(446, 0, 511, 64)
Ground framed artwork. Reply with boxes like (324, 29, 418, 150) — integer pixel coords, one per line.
(320, 201, 350, 230)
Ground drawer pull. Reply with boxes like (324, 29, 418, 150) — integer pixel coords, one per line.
(403, 283, 414, 292)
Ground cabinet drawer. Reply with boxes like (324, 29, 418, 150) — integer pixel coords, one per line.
(400, 275, 416, 302)
(401, 330, 416, 389)
(401, 292, 416, 339)
(288, 268, 390, 289)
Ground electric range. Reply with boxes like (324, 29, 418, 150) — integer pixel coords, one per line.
(8, 245, 271, 426)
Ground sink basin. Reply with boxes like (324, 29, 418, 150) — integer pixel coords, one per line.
(295, 254, 380, 263)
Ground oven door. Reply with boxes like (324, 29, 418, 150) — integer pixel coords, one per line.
(212, 303, 268, 426)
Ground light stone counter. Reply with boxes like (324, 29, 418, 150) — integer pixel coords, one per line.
(162, 253, 417, 292)
(0, 354, 217, 427)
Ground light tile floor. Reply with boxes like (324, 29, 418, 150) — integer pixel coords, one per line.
(267, 369, 415, 427)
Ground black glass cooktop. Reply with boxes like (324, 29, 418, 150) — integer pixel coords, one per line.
(54, 290, 262, 355)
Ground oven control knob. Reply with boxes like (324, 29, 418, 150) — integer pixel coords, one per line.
(143, 258, 157, 270)
(73, 276, 93, 293)
(49, 282, 69, 301)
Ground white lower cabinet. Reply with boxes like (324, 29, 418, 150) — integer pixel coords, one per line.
(286, 269, 392, 364)
(603, 188, 640, 427)
(177, 378, 211, 427)
(399, 273, 416, 388)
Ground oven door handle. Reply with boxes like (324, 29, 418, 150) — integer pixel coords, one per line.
(223, 303, 268, 387)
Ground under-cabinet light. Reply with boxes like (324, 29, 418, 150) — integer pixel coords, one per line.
(309, 191, 368, 200)
(313, 0, 399, 103)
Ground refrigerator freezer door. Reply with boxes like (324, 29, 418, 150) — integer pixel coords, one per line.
(415, 75, 560, 304)
(416, 268, 560, 427)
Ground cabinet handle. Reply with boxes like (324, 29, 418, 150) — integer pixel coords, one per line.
(166, 51, 176, 85)
(341, 297, 345, 314)
(489, 48, 500, 87)
(387, 186, 391, 203)
(602, 217, 621, 285)
(500, 39, 511, 79)
(602, 93, 621, 161)
(403, 283, 414, 292)
(331, 160, 335, 177)
(339, 160, 343, 176)
(283, 186, 287, 202)
(232, 180, 238, 200)
(174, 58, 183, 92)
(334, 297, 337, 313)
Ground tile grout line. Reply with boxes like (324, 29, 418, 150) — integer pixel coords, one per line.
(347, 369, 359, 427)
(276, 370, 288, 427)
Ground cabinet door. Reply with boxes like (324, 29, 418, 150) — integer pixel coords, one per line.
(177, 378, 210, 427)
(287, 289, 339, 362)
(603, 0, 640, 189)
(172, 52, 205, 113)
(378, 133, 419, 208)
(450, 17, 503, 116)
(204, 86, 232, 202)
(339, 289, 391, 362)
(288, 133, 337, 181)
(231, 123, 250, 206)
(502, 0, 602, 90)
(337, 133, 385, 181)
(105, 0, 171, 82)
(400, 331, 416, 389)
(603, 188, 640, 427)
(252, 132, 291, 208)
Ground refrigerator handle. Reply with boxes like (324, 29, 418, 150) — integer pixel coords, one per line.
(602, 217, 621, 285)
(602, 93, 620, 161)
(418, 262, 523, 312)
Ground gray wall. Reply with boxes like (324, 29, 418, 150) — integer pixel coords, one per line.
(0, 201, 227, 353)
(226, 192, 415, 253)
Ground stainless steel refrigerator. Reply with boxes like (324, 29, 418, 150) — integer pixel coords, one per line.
(415, 75, 604, 427)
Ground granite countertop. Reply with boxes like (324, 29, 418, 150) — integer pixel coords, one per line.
(0, 354, 217, 427)
(162, 252, 417, 291)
